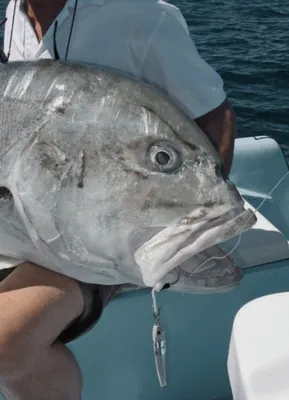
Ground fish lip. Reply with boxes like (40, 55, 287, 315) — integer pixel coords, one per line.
(130, 205, 255, 253)
(178, 204, 257, 239)
(207, 204, 256, 230)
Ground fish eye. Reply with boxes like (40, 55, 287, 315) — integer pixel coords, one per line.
(147, 140, 182, 173)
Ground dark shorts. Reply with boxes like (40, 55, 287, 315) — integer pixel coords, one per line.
(0, 267, 121, 344)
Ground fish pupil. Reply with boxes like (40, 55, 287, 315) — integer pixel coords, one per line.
(155, 151, 170, 166)
(0, 187, 12, 200)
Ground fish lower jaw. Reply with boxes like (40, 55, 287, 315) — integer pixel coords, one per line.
(162, 257, 243, 294)
(166, 280, 241, 294)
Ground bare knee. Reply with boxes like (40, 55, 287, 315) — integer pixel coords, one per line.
(0, 330, 35, 379)
(0, 263, 84, 379)
(0, 342, 83, 400)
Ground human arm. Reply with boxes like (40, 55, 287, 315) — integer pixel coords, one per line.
(195, 98, 236, 176)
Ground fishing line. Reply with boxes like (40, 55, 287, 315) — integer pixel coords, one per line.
(0, 17, 7, 30)
(188, 168, 289, 277)
(6, 0, 17, 62)
(65, 0, 79, 60)
(0, 0, 17, 63)
(53, 21, 60, 60)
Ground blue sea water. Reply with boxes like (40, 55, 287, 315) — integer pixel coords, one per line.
(175, 0, 289, 150)
(0, 0, 288, 147)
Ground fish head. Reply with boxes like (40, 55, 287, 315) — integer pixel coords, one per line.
(6, 62, 256, 286)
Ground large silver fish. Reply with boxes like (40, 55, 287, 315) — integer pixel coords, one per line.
(0, 60, 256, 291)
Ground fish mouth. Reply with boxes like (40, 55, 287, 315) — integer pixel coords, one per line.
(134, 204, 257, 290)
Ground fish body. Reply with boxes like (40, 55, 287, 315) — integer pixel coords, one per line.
(0, 60, 256, 289)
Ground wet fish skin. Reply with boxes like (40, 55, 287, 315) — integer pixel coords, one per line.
(0, 60, 256, 287)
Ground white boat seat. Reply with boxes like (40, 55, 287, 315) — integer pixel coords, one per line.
(228, 292, 289, 400)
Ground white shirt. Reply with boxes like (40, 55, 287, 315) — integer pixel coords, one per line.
(4, 0, 226, 119)
(1, 0, 227, 273)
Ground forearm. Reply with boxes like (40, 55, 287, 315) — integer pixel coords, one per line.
(195, 98, 236, 177)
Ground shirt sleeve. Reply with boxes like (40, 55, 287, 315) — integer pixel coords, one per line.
(140, 7, 226, 119)
(0, 255, 23, 270)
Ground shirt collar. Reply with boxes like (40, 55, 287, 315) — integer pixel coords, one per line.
(19, 0, 105, 12)
(16, 0, 105, 44)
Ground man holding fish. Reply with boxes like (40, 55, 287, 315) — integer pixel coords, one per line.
(0, 0, 255, 399)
